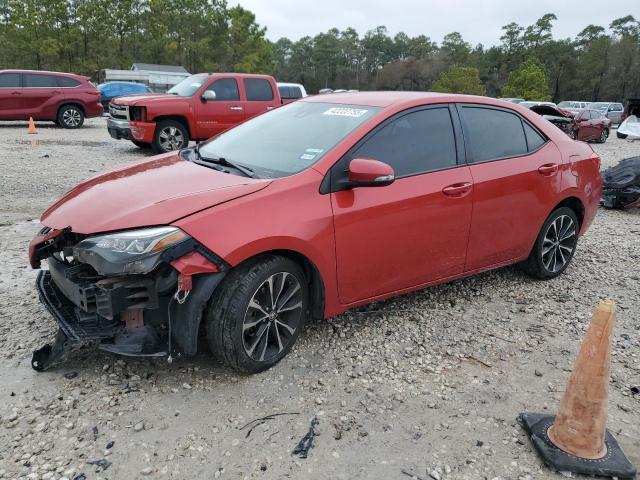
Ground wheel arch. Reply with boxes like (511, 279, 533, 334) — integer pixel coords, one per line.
(552, 196, 585, 228)
(57, 102, 85, 117)
(232, 249, 326, 322)
(153, 115, 191, 138)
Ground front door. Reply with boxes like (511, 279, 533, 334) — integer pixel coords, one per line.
(457, 105, 564, 271)
(331, 105, 473, 304)
(0, 72, 24, 119)
(195, 78, 245, 140)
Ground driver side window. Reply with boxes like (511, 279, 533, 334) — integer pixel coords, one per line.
(206, 78, 240, 101)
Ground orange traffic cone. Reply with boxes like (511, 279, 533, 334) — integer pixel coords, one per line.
(519, 300, 636, 479)
(28, 117, 37, 134)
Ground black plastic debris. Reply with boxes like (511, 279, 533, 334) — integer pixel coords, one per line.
(87, 459, 112, 472)
(631, 386, 639, 395)
(292, 417, 319, 459)
(106, 440, 115, 449)
(72, 474, 86, 480)
(64, 371, 78, 379)
(601, 156, 640, 209)
(92, 425, 99, 440)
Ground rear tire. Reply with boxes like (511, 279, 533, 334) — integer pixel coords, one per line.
(521, 207, 579, 280)
(152, 120, 189, 153)
(206, 255, 309, 373)
(57, 105, 84, 129)
(598, 129, 608, 143)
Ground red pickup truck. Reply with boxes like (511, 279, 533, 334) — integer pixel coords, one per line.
(107, 73, 281, 153)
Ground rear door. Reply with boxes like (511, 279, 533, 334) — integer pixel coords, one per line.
(458, 104, 562, 272)
(22, 73, 61, 119)
(194, 77, 245, 139)
(243, 78, 277, 118)
(0, 72, 23, 119)
(331, 105, 473, 303)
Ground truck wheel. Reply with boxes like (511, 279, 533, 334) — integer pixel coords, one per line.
(57, 105, 84, 129)
(520, 207, 579, 280)
(152, 120, 189, 153)
(132, 140, 151, 149)
(206, 255, 309, 373)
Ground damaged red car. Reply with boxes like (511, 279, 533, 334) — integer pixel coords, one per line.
(30, 94, 602, 373)
(530, 105, 611, 143)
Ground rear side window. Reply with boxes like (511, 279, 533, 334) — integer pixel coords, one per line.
(523, 122, 546, 151)
(24, 74, 59, 87)
(350, 107, 457, 177)
(57, 76, 80, 87)
(206, 78, 239, 101)
(462, 107, 527, 162)
(244, 78, 274, 101)
(279, 86, 302, 99)
(0, 73, 21, 87)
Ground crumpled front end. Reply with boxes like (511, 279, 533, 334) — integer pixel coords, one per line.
(29, 225, 228, 371)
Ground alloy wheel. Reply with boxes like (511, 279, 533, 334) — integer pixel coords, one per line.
(158, 126, 185, 151)
(600, 130, 607, 142)
(541, 215, 576, 273)
(242, 271, 303, 362)
(62, 108, 82, 127)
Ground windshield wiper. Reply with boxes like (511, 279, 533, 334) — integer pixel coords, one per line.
(192, 145, 257, 178)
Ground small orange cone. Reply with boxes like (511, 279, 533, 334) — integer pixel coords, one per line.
(28, 117, 37, 134)
(519, 300, 636, 478)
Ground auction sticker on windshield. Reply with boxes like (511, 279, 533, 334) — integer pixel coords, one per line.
(323, 107, 369, 117)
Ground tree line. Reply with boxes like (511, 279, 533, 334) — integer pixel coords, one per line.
(1, 2, 638, 102)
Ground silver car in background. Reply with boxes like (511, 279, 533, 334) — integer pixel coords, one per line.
(590, 102, 624, 125)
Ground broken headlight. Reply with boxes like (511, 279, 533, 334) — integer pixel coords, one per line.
(73, 226, 190, 275)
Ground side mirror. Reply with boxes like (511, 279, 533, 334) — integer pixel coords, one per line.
(201, 90, 216, 101)
(347, 158, 395, 188)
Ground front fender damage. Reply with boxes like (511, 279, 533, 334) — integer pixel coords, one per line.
(30, 238, 227, 371)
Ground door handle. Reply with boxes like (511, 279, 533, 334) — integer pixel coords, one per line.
(51, 90, 61, 94)
(266, 106, 274, 110)
(442, 182, 472, 197)
(229, 106, 243, 111)
(11, 91, 21, 95)
(538, 163, 559, 176)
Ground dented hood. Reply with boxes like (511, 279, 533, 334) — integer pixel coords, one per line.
(41, 153, 271, 234)
(112, 94, 183, 106)
(530, 104, 572, 118)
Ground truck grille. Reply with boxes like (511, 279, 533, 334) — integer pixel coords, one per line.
(109, 104, 129, 120)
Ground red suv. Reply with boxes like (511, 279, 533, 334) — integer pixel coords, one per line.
(0, 70, 102, 128)
(29, 93, 602, 373)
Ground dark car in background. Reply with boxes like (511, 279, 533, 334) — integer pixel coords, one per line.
(0, 69, 103, 128)
(97, 81, 151, 110)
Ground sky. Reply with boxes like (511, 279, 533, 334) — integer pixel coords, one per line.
(229, 0, 639, 45)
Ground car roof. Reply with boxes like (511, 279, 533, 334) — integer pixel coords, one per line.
(192, 72, 274, 80)
(0, 69, 86, 79)
(301, 91, 519, 109)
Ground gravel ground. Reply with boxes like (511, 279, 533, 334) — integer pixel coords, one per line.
(0, 118, 639, 480)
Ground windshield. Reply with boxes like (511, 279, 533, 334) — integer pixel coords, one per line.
(590, 102, 608, 111)
(167, 75, 207, 97)
(198, 102, 380, 178)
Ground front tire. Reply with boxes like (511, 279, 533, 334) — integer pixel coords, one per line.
(57, 105, 84, 129)
(132, 140, 151, 149)
(521, 207, 579, 280)
(152, 120, 189, 153)
(206, 255, 309, 373)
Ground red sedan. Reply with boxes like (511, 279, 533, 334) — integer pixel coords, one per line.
(570, 108, 612, 143)
(29, 93, 602, 373)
